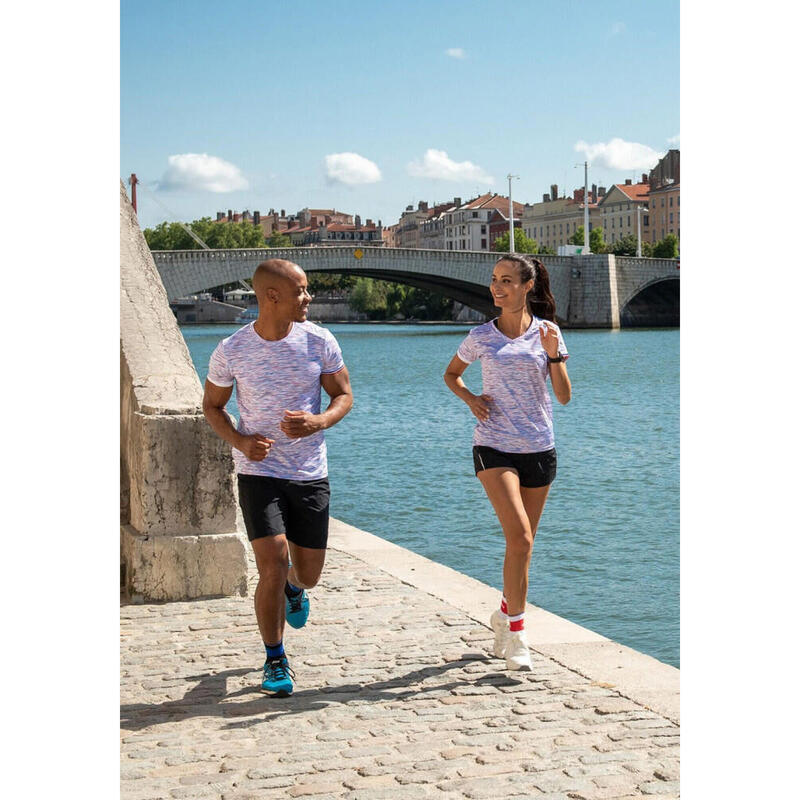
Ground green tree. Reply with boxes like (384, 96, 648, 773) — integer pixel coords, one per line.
(652, 234, 679, 259)
(267, 230, 293, 248)
(569, 225, 607, 253)
(492, 228, 538, 253)
(349, 277, 389, 317)
(608, 233, 654, 257)
(143, 217, 266, 250)
(538, 244, 556, 255)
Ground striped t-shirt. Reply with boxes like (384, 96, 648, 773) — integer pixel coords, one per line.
(207, 321, 345, 480)
(456, 317, 568, 454)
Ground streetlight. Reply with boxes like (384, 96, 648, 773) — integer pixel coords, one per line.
(634, 203, 647, 257)
(574, 161, 591, 253)
(507, 174, 519, 252)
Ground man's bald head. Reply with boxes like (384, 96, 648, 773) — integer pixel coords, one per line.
(252, 259, 305, 298)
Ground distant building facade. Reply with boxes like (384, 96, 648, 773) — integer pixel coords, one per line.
(445, 193, 524, 251)
(521, 184, 602, 252)
(646, 150, 680, 244)
(597, 178, 650, 246)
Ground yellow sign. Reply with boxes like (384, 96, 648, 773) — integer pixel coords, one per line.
(353, 248, 363, 259)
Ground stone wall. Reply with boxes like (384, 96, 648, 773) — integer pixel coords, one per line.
(120, 181, 248, 602)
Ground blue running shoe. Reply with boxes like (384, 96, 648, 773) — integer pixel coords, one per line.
(261, 656, 294, 696)
(285, 589, 310, 629)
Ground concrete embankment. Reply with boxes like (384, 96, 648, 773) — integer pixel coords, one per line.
(121, 516, 680, 799)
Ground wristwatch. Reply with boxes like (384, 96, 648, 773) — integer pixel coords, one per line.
(547, 354, 564, 363)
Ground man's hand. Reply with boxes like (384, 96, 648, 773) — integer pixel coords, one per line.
(280, 410, 324, 439)
(236, 433, 275, 461)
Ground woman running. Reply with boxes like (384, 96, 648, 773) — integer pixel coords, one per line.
(444, 254, 571, 671)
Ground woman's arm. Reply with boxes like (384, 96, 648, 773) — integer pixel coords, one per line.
(539, 322, 572, 405)
(443, 354, 491, 421)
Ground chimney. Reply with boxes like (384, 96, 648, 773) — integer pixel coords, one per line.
(642, 173, 649, 184)
(454, 197, 462, 206)
(253, 210, 260, 225)
(598, 186, 606, 196)
(217, 212, 225, 221)
(355, 215, 361, 228)
(543, 193, 551, 202)
(378, 220, 382, 228)
(418, 201, 428, 211)
(269, 208, 274, 215)
(227, 209, 233, 221)
(281, 209, 285, 217)
(366, 219, 373, 227)
(625, 179, 632, 185)
(550, 184, 558, 200)
(573, 189, 582, 201)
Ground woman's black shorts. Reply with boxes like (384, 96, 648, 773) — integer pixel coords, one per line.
(237, 473, 330, 548)
(472, 446, 557, 488)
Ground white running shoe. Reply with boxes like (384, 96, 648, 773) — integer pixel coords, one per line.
(505, 630, 533, 671)
(489, 609, 510, 658)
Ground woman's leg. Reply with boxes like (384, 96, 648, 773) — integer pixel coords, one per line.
(477, 467, 532, 615)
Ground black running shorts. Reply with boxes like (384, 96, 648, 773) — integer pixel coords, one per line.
(237, 474, 330, 549)
(472, 446, 557, 488)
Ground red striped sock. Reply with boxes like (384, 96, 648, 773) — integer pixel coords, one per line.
(508, 612, 524, 632)
(500, 597, 508, 615)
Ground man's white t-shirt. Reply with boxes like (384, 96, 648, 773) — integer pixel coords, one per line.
(207, 321, 345, 480)
(456, 317, 568, 454)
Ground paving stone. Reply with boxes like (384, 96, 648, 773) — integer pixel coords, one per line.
(121, 548, 678, 800)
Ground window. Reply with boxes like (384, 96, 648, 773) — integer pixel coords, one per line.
(481, 238, 487, 249)
(669, 197, 673, 207)
(461, 240, 466, 249)
(661, 198, 665, 207)
(628, 216, 631, 226)
(644, 215, 649, 226)
(669, 213, 673, 223)
(472, 211, 478, 218)
(481, 225, 486, 234)
(588, 222, 593, 231)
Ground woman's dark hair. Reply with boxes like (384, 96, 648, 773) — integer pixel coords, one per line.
(494, 254, 557, 322)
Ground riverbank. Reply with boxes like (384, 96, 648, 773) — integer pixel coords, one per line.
(121, 517, 680, 799)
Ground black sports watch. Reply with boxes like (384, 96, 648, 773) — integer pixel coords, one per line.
(547, 354, 564, 363)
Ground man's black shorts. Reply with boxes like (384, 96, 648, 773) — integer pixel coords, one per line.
(472, 446, 557, 488)
(237, 474, 330, 548)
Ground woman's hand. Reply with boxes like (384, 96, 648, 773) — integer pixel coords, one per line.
(539, 321, 561, 358)
(467, 393, 492, 422)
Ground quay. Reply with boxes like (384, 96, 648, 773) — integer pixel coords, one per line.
(121, 518, 680, 800)
(120, 181, 679, 798)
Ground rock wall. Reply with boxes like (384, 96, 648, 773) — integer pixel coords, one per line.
(120, 181, 247, 601)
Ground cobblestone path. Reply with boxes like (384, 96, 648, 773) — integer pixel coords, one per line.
(121, 548, 679, 799)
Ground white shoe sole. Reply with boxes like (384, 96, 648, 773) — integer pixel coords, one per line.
(506, 657, 533, 672)
(489, 611, 510, 659)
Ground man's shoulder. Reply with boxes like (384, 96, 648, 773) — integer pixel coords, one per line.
(297, 320, 337, 343)
(219, 323, 255, 350)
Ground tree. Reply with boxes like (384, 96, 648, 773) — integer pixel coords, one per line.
(143, 217, 266, 250)
(652, 234, 679, 259)
(349, 277, 389, 317)
(492, 228, 538, 253)
(538, 244, 556, 255)
(267, 230, 293, 248)
(569, 225, 607, 253)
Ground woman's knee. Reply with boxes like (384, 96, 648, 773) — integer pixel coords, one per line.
(504, 526, 534, 556)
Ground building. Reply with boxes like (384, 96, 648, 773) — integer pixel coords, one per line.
(597, 178, 650, 247)
(395, 201, 434, 249)
(445, 193, 525, 251)
(646, 150, 680, 245)
(521, 184, 602, 252)
(418, 200, 458, 249)
(279, 215, 384, 247)
(487, 209, 521, 249)
(381, 223, 399, 248)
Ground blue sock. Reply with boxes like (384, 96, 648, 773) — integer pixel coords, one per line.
(284, 580, 302, 598)
(265, 641, 285, 659)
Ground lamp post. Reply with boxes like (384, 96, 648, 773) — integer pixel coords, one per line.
(507, 174, 519, 252)
(635, 204, 646, 257)
(574, 161, 591, 253)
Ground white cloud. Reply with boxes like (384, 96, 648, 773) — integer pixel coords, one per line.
(445, 48, 466, 59)
(324, 152, 382, 185)
(667, 133, 680, 146)
(574, 138, 663, 171)
(158, 153, 248, 192)
(611, 21, 626, 36)
(407, 149, 494, 184)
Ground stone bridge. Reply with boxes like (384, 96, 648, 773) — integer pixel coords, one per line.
(153, 246, 679, 329)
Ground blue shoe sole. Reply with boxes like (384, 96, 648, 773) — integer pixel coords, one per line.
(261, 685, 293, 697)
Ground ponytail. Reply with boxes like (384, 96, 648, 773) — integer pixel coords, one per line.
(526, 258, 556, 322)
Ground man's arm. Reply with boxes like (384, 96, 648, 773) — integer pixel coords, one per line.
(202, 380, 274, 461)
(280, 366, 354, 439)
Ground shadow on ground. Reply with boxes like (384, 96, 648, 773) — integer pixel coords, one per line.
(120, 653, 530, 732)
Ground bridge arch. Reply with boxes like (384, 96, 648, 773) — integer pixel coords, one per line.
(620, 277, 679, 328)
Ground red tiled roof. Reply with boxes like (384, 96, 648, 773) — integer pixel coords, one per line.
(326, 223, 378, 232)
(615, 183, 650, 201)
(462, 193, 525, 214)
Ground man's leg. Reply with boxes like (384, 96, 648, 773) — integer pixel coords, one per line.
(251, 535, 290, 646)
(287, 543, 326, 590)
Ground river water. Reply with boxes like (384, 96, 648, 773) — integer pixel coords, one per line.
(181, 323, 679, 668)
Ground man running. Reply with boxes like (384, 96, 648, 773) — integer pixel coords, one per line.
(202, 258, 353, 697)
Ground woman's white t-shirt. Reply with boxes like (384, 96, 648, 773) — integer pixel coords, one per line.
(456, 316, 568, 454)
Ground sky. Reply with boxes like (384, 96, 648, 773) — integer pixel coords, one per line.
(120, 0, 679, 230)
